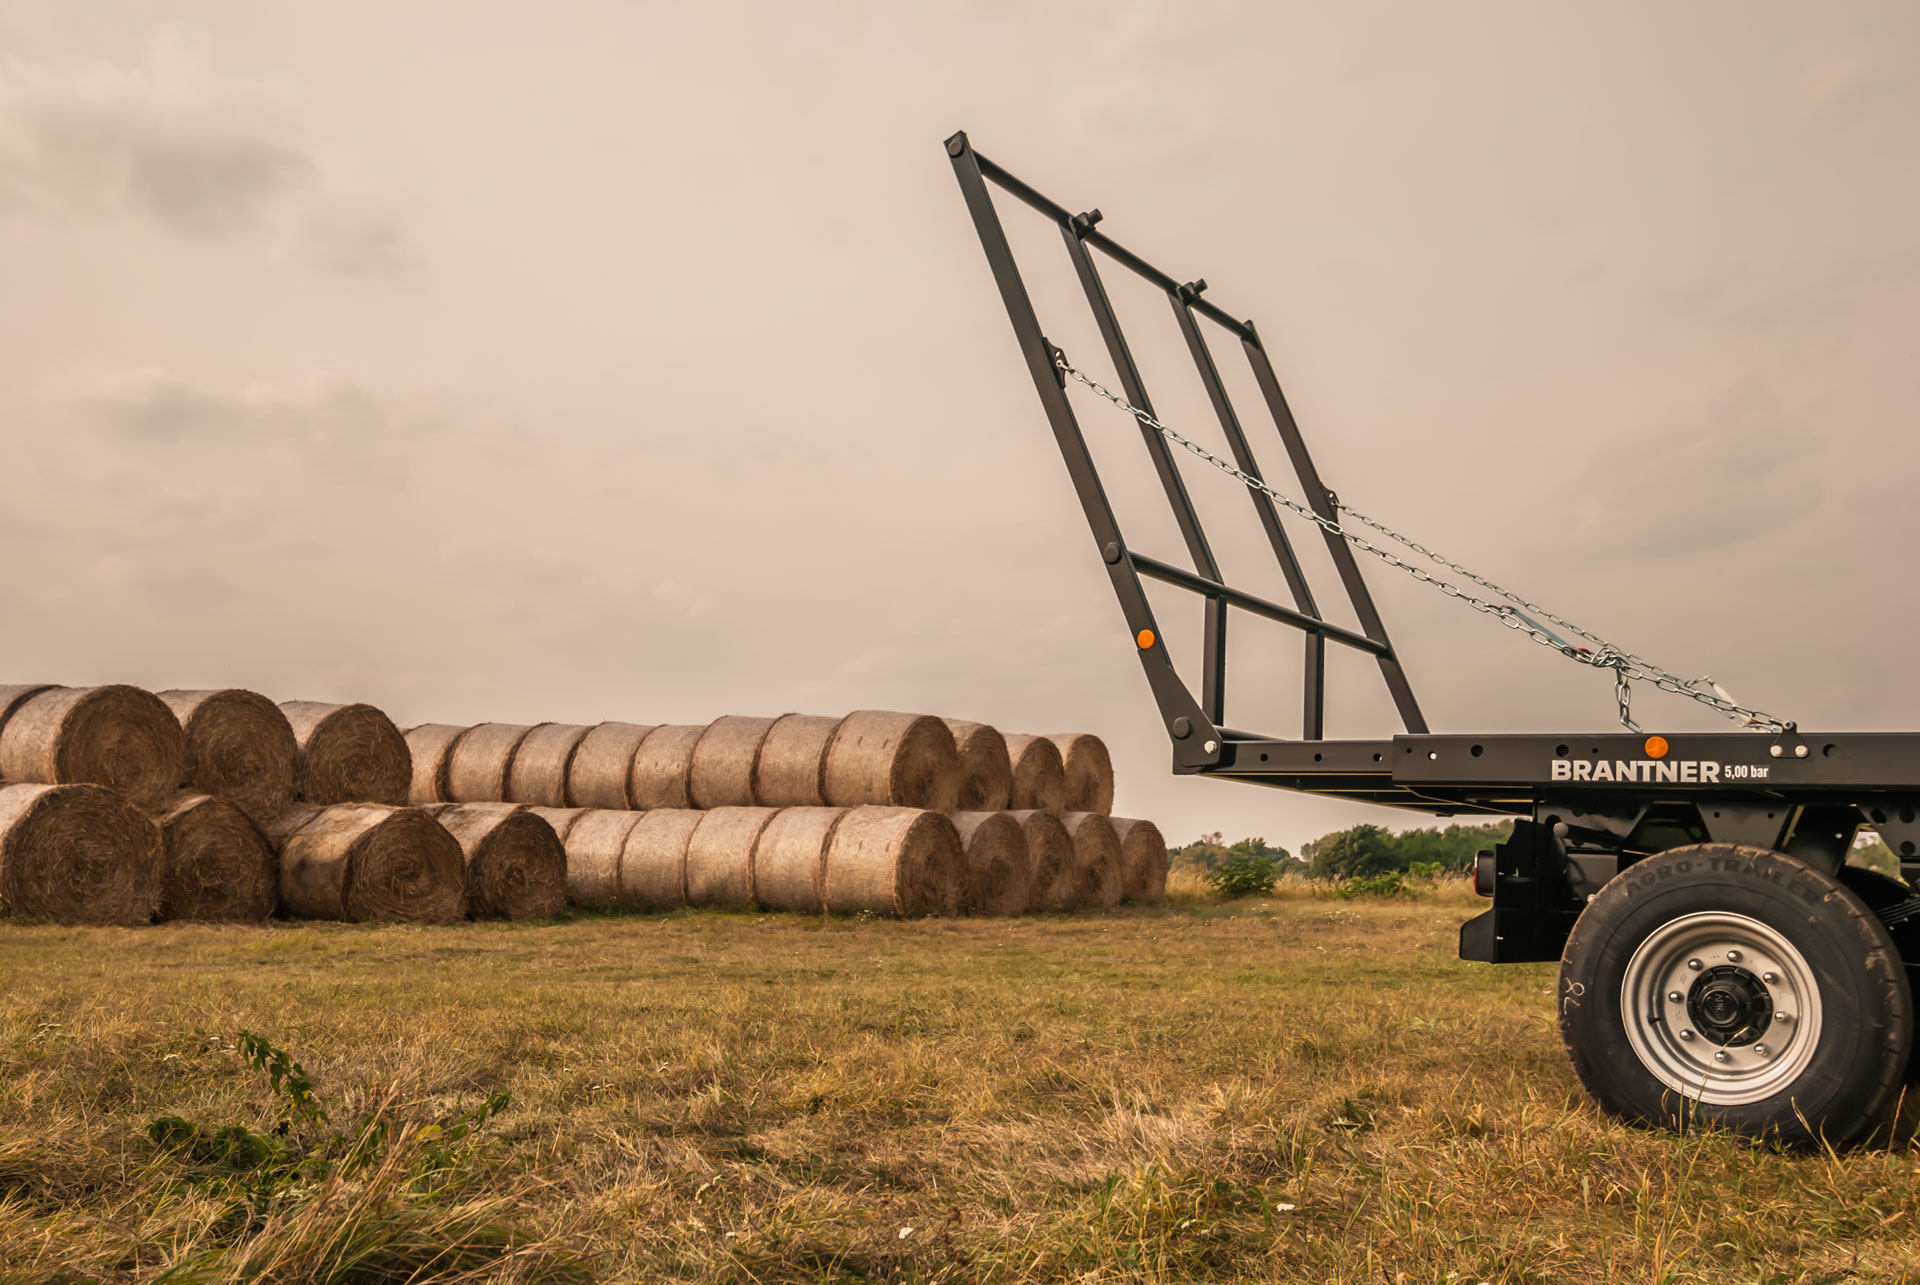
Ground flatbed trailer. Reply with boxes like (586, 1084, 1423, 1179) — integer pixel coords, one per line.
(947, 130, 1920, 1147)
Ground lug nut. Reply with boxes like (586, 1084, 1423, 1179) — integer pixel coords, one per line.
(1726, 949, 1743, 962)
(1687, 958, 1703, 971)
(1667, 991, 1683, 1003)
(1714, 1051, 1730, 1063)
(1755, 1044, 1770, 1057)
(1775, 1011, 1792, 1023)
(1762, 972, 1778, 984)
(1679, 1029, 1696, 1041)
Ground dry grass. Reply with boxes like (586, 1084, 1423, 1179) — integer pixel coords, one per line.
(4, 880, 1920, 1282)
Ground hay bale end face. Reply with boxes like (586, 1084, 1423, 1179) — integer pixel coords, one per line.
(507, 723, 592, 808)
(822, 711, 961, 812)
(629, 724, 704, 809)
(445, 723, 536, 804)
(158, 689, 298, 824)
(1111, 817, 1169, 903)
(753, 714, 842, 807)
(945, 720, 1013, 812)
(426, 803, 567, 920)
(1002, 735, 1067, 812)
(265, 804, 465, 922)
(404, 724, 469, 806)
(821, 806, 962, 918)
(950, 810, 1031, 916)
(279, 702, 411, 806)
(685, 806, 777, 909)
(620, 809, 700, 910)
(688, 717, 778, 809)
(1048, 733, 1115, 815)
(1062, 812, 1123, 909)
(0, 783, 159, 925)
(560, 809, 647, 909)
(0, 685, 186, 810)
(151, 792, 274, 922)
(567, 722, 654, 809)
(752, 806, 844, 913)
(1009, 809, 1074, 912)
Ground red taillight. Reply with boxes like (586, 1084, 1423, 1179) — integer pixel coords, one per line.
(1473, 849, 1497, 897)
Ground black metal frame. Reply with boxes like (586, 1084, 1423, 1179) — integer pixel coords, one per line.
(948, 131, 1920, 961)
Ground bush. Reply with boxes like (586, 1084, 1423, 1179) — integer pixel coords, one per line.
(1205, 850, 1282, 899)
(1334, 871, 1413, 900)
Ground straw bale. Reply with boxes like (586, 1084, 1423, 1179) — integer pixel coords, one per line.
(445, 723, 535, 803)
(620, 809, 700, 909)
(265, 804, 465, 922)
(151, 791, 273, 922)
(1062, 811, 1123, 909)
(560, 808, 646, 909)
(822, 711, 960, 812)
(426, 802, 567, 920)
(1003, 735, 1067, 811)
(820, 805, 962, 918)
(404, 724, 468, 805)
(568, 722, 653, 809)
(527, 806, 586, 843)
(950, 810, 1030, 916)
(506, 723, 591, 807)
(278, 702, 410, 806)
(1111, 817, 1169, 903)
(685, 806, 777, 909)
(688, 717, 777, 809)
(945, 720, 1013, 812)
(0, 782, 159, 924)
(0, 685, 185, 810)
(1009, 809, 1074, 911)
(629, 724, 703, 809)
(157, 690, 297, 824)
(753, 714, 841, 806)
(752, 806, 845, 913)
(1048, 733, 1115, 814)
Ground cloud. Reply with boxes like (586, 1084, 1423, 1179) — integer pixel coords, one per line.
(0, 42, 409, 273)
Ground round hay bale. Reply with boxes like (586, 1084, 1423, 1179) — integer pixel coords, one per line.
(567, 722, 654, 809)
(1047, 733, 1115, 814)
(629, 724, 704, 810)
(0, 685, 186, 810)
(945, 720, 1013, 812)
(1003, 735, 1067, 812)
(445, 723, 536, 803)
(684, 806, 777, 909)
(1062, 812, 1123, 909)
(507, 723, 592, 807)
(403, 724, 469, 805)
(688, 717, 778, 809)
(753, 714, 842, 806)
(0, 783, 159, 924)
(620, 809, 701, 910)
(822, 711, 961, 812)
(950, 811, 1031, 916)
(158, 689, 298, 823)
(560, 808, 646, 909)
(425, 803, 567, 920)
(0, 684, 57, 733)
(1009, 809, 1075, 912)
(279, 702, 410, 806)
(265, 804, 465, 922)
(151, 791, 274, 922)
(821, 806, 962, 918)
(527, 806, 586, 843)
(1111, 817, 1169, 903)
(752, 806, 845, 913)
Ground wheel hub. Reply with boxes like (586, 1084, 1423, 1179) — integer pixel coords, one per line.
(1686, 966, 1772, 1046)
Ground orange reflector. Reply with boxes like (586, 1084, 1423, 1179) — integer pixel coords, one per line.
(1136, 629, 1156, 650)
(1645, 735, 1669, 759)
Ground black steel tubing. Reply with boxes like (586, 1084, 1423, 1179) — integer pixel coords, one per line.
(1129, 552, 1387, 655)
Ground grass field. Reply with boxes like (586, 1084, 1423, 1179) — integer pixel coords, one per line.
(5, 879, 1920, 1284)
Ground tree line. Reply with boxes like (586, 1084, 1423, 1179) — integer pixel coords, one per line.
(1170, 821, 1513, 880)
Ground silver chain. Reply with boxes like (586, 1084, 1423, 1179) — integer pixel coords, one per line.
(1054, 354, 1792, 734)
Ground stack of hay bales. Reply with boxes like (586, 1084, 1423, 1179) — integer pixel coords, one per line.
(403, 709, 1168, 918)
(0, 683, 504, 926)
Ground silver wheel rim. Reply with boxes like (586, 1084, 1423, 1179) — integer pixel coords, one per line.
(1619, 910, 1824, 1107)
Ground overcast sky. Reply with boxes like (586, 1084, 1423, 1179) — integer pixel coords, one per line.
(1, 3, 1915, 853)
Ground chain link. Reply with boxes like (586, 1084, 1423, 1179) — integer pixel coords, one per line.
(1054, 354, 1792, 734)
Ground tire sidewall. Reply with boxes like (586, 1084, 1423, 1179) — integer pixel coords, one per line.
(1559, 843, 1910, 1147)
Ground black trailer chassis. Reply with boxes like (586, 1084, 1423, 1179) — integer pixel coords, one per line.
(948, 130, 1920, 1146)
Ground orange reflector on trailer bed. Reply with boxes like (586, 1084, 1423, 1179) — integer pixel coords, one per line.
(1645, 736, 1669, 759)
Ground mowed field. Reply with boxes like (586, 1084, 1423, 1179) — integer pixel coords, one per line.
(5, 881, 1920, 1284)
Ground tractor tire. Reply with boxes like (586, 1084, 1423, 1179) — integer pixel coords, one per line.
(1559, 843, 1911, 1148)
